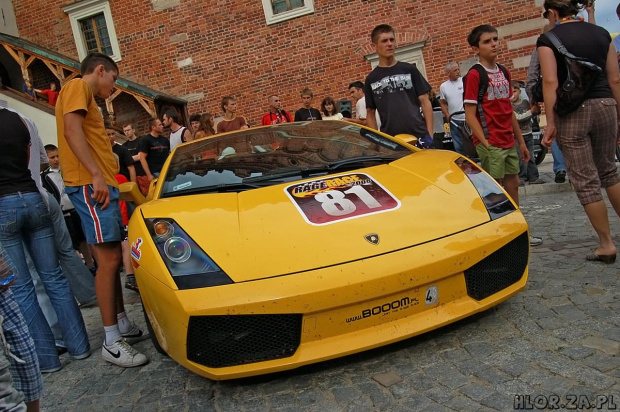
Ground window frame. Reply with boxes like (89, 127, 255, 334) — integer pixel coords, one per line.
(63, 0, 122, 62)
(260, 0, 314, 25)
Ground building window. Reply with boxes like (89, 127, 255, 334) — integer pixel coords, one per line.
(80, 13, 113, 55)
(261, 0, 314, 25)
(63, 0, 122, 62)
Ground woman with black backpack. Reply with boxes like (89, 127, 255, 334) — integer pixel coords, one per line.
(539, 0, 620, 264)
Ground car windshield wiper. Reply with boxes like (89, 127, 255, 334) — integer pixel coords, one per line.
(242, 156, 400, 185)
(324, 155, 401, 170)
(162, 182, 266, 197)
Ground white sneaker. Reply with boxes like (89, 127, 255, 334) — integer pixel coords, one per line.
(102, 337, 149, 367)
(121, 323, 149, 345)
(530, 236, 543, 246)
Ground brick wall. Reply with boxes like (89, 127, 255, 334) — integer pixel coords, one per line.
(14, 0, 543, 128)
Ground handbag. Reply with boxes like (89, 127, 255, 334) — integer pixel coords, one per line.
(543, 31, 603, 117)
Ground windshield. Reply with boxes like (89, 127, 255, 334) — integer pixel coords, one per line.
(160, 121, 412, 197)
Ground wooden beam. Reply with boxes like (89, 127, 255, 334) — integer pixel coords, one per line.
(105, 98, 115, 125)
(108, 89, 122, 102)
(24, 55, 36, 68)
(2, 44, 20, 64)
(42, 60, 62, 80)
(133, 95, 156, 118)
(62, 72, 79, 85)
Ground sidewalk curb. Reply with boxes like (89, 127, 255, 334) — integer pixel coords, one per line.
(519, 181, 572, 196)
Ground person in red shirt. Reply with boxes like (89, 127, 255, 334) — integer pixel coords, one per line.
(261, 95, 292, 125)
(35, 82, 60, 106)
(464, 25, 541, 247)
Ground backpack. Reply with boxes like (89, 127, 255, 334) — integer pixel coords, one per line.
(543, 31, 603, 117)
(460, 63, 510, 157)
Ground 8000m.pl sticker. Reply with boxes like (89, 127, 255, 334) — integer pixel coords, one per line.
(284, 173, 401, 225)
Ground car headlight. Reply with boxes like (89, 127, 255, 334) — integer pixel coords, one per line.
(455, 157, 516, 220)
(145, 218, 233, 289)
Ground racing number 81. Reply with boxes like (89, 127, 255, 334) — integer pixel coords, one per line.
(315, 185, 381, 216)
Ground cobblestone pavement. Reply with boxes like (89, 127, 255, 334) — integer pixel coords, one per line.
(39, 188, 619, 411)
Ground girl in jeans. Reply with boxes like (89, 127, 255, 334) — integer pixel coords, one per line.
(0, 107, 89, 372)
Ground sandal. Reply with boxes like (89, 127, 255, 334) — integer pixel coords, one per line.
(585, 252, 616, 264)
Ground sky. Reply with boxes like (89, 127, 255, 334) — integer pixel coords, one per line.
(589, 0, 619, 34)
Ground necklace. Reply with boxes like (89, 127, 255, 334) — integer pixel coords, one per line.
(556, 15, 584, 25)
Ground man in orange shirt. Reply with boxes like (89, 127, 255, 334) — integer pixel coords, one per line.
(217, 96, 249, 133)
(56, 52, 148, 368)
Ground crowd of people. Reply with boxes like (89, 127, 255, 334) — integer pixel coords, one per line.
(0, 0, 618, 408)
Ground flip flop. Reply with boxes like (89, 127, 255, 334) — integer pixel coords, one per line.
(585, 252, 616, 264)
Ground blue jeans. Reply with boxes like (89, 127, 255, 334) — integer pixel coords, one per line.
(450, 119, 466, 156)
(0, 192, 89, 372)
(551, 140, 566, 173)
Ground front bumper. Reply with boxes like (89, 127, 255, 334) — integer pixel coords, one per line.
(138, 212, 529, 380)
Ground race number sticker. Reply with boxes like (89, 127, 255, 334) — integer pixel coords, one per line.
(425, 286, 438, 305)
(285, 173, 401, 225)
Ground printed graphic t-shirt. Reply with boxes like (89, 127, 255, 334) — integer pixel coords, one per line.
(463, 65, 515, 149)
(123, 136, 145, 176)
(139, 134, 170, 174)
(364, 61, 431, 137)
(55, 78, 118, 188)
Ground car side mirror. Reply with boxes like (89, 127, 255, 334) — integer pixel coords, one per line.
(146, 178, 158, 201)
(119, 182, 146, 205)
(394, 134, 418, 146)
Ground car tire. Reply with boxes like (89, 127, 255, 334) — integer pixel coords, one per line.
(535, 146, 547, 165)
(142, 302, 168, 356)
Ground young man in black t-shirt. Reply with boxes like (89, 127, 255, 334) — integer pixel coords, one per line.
(294, 88, 322, 121)
(138, 118, 169, 194)
(106, 126, 135, 182)
(364, 24, 434, 145)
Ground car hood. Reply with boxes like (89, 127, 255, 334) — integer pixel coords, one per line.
(141, 152, 494, 282)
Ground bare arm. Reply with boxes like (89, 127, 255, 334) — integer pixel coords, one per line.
(418, 93, 434, 136)
(128, 165, 136, 183)
(63, 111, 110, 209)
(131, 154, 140, 162)
(439, 99, 450, 121)
(538, 46, 559, 147)
(605, 43, 620, 120)
(139, 152, 153, 181)
(366, 108, 378, 130)
(464, 103, 488, 147)
(183, 129, 193, 142)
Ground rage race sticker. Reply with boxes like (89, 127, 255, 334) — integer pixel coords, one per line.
(285, 173, 401, 225)
(131, 238, 143, 261)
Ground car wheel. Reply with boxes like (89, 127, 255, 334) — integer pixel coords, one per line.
(535, 146, 547, 165)
(142, 302, 168, 356)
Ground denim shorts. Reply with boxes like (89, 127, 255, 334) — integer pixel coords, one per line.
(65, 185, 123, 244)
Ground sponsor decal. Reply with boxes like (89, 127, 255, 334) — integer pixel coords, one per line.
(131, 238, 143, 261)
(173, 181, 192, 191)
(284, 173, 400, 225)
(346, 296, 419, 323)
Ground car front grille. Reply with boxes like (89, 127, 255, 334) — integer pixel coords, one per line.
(464, 232, 529, 300)
(186, 314, 302, 368)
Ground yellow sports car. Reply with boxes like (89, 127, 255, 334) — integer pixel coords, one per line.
(124, 121, 529, 380)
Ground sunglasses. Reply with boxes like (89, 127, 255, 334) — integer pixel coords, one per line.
(542, 9, 549, 18)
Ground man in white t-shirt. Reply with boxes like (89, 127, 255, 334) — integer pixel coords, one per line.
(348, 81, 381, 130)
(439, 62, 467, 155)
